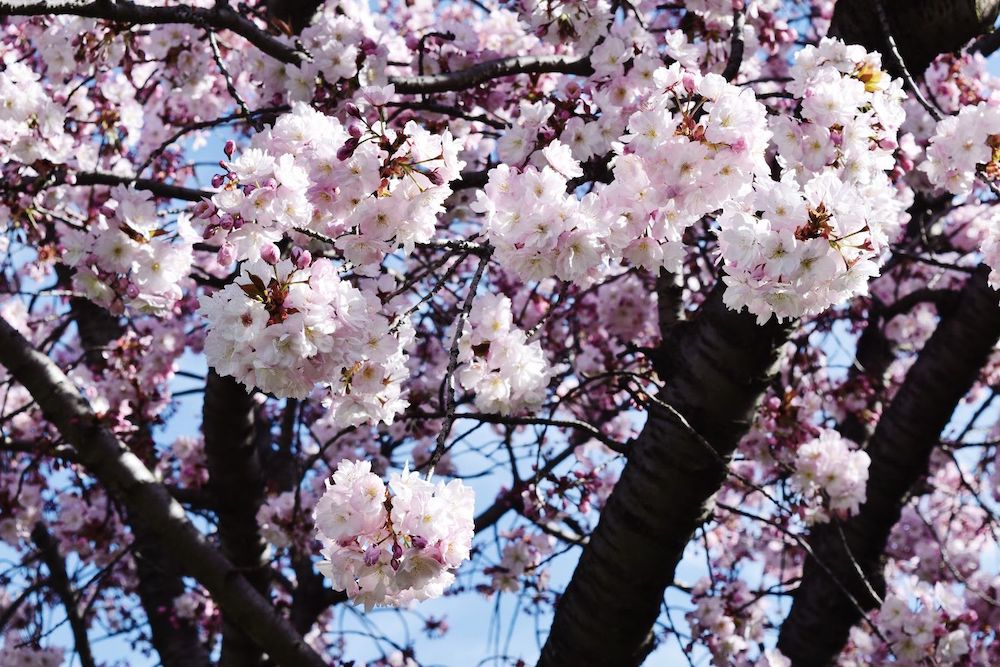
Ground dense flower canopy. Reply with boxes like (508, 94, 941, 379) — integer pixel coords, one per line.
(0, 0, 999, 666)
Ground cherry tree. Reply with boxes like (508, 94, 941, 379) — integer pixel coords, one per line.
(0, 0, 999, 665)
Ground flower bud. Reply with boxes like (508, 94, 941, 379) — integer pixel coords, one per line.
(217, 243, 235, 266)
(337, 138, 359, 161)
(192, 200, 216, 219)
(224, 140, 237, 158)
(292, 247, 312, 269)
(364, 545, 381, 566)
(260, 243, 280, 265)
(211, 174, 225, 189)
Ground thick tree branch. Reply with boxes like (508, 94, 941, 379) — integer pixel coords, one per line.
(778, 265, 1000, 667)
(71, 172, 210, 202)
(203, 371, 269, 667)
(0, 1, 303, 64)
(0, 316, 326, 667)
(538, 281, 793, 666)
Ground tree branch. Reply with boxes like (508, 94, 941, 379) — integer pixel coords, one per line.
(777, 265, 1000, 667)
(0, 316, 326, 667)
(388, 55, 593, 95)
(0, 1, 303, 65)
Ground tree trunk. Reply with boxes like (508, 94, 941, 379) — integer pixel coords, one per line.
(538, 283, 792, 666)
(830, 0, 1000, 75)
(203, 371, 270, 667)
(777, 266, 1000, 666)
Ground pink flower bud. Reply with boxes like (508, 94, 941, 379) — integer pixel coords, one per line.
(126, 283, 140, 299)
(217, 243, 235, 265)
(364, 545, 381, 566)
(192, 200, 216, 219)
(337, 138, 359, 161)
(211, 174, 225, 189)
(224, 140, 236, 158)
(410, 535, 427, 550)
(292, 247, 312, 269)
(392, 542, 403, 559)
(260, 243, 280, 265)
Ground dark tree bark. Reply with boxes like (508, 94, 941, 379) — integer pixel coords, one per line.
(778, 266, 1000, 667)
(203, 371, 270, 667)
(538, 282, 793, 666)
(830, 0, 1000, 76)
(132, 522, 213, 667)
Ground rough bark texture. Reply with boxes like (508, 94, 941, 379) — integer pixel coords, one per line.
(537, 283, 792, 666)
(778, 266, 1000, 667)
(132, 522, 213, 667)
(0, 316, 326, 667)
(203, 371, 269, 667)
(830, 0, 1000, 75)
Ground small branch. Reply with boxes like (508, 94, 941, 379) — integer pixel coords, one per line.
(389, 55, 593, 94)
(32, 523, 96, 667)
(71, 172, 211, 202)
(207, 30, 264, 132)
(875, 0, 942, 121)
(427, 248, 492, 468)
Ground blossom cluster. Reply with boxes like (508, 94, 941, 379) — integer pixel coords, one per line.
(198, 256, 412, 427)
(791, 429, 870, 523)
(62, 186, 195, 314)
(472, 157, 611, 285)
(483, 528, 555, 594)
(314, 460, 474, 610)
(775, 37, 905, 185)
(456, 293, 552, 415)
(922, 100, 1000, 195)
(870, 583, 972, 666)
(600, 63, 771, 274)
(716, 36, 908, 322)
(686, 578, 769, 666)
(0, 59, 71, 166)
(717, 172, 886, 323)
(206, 97, 464, 271)
(0, 643, 64, 667)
